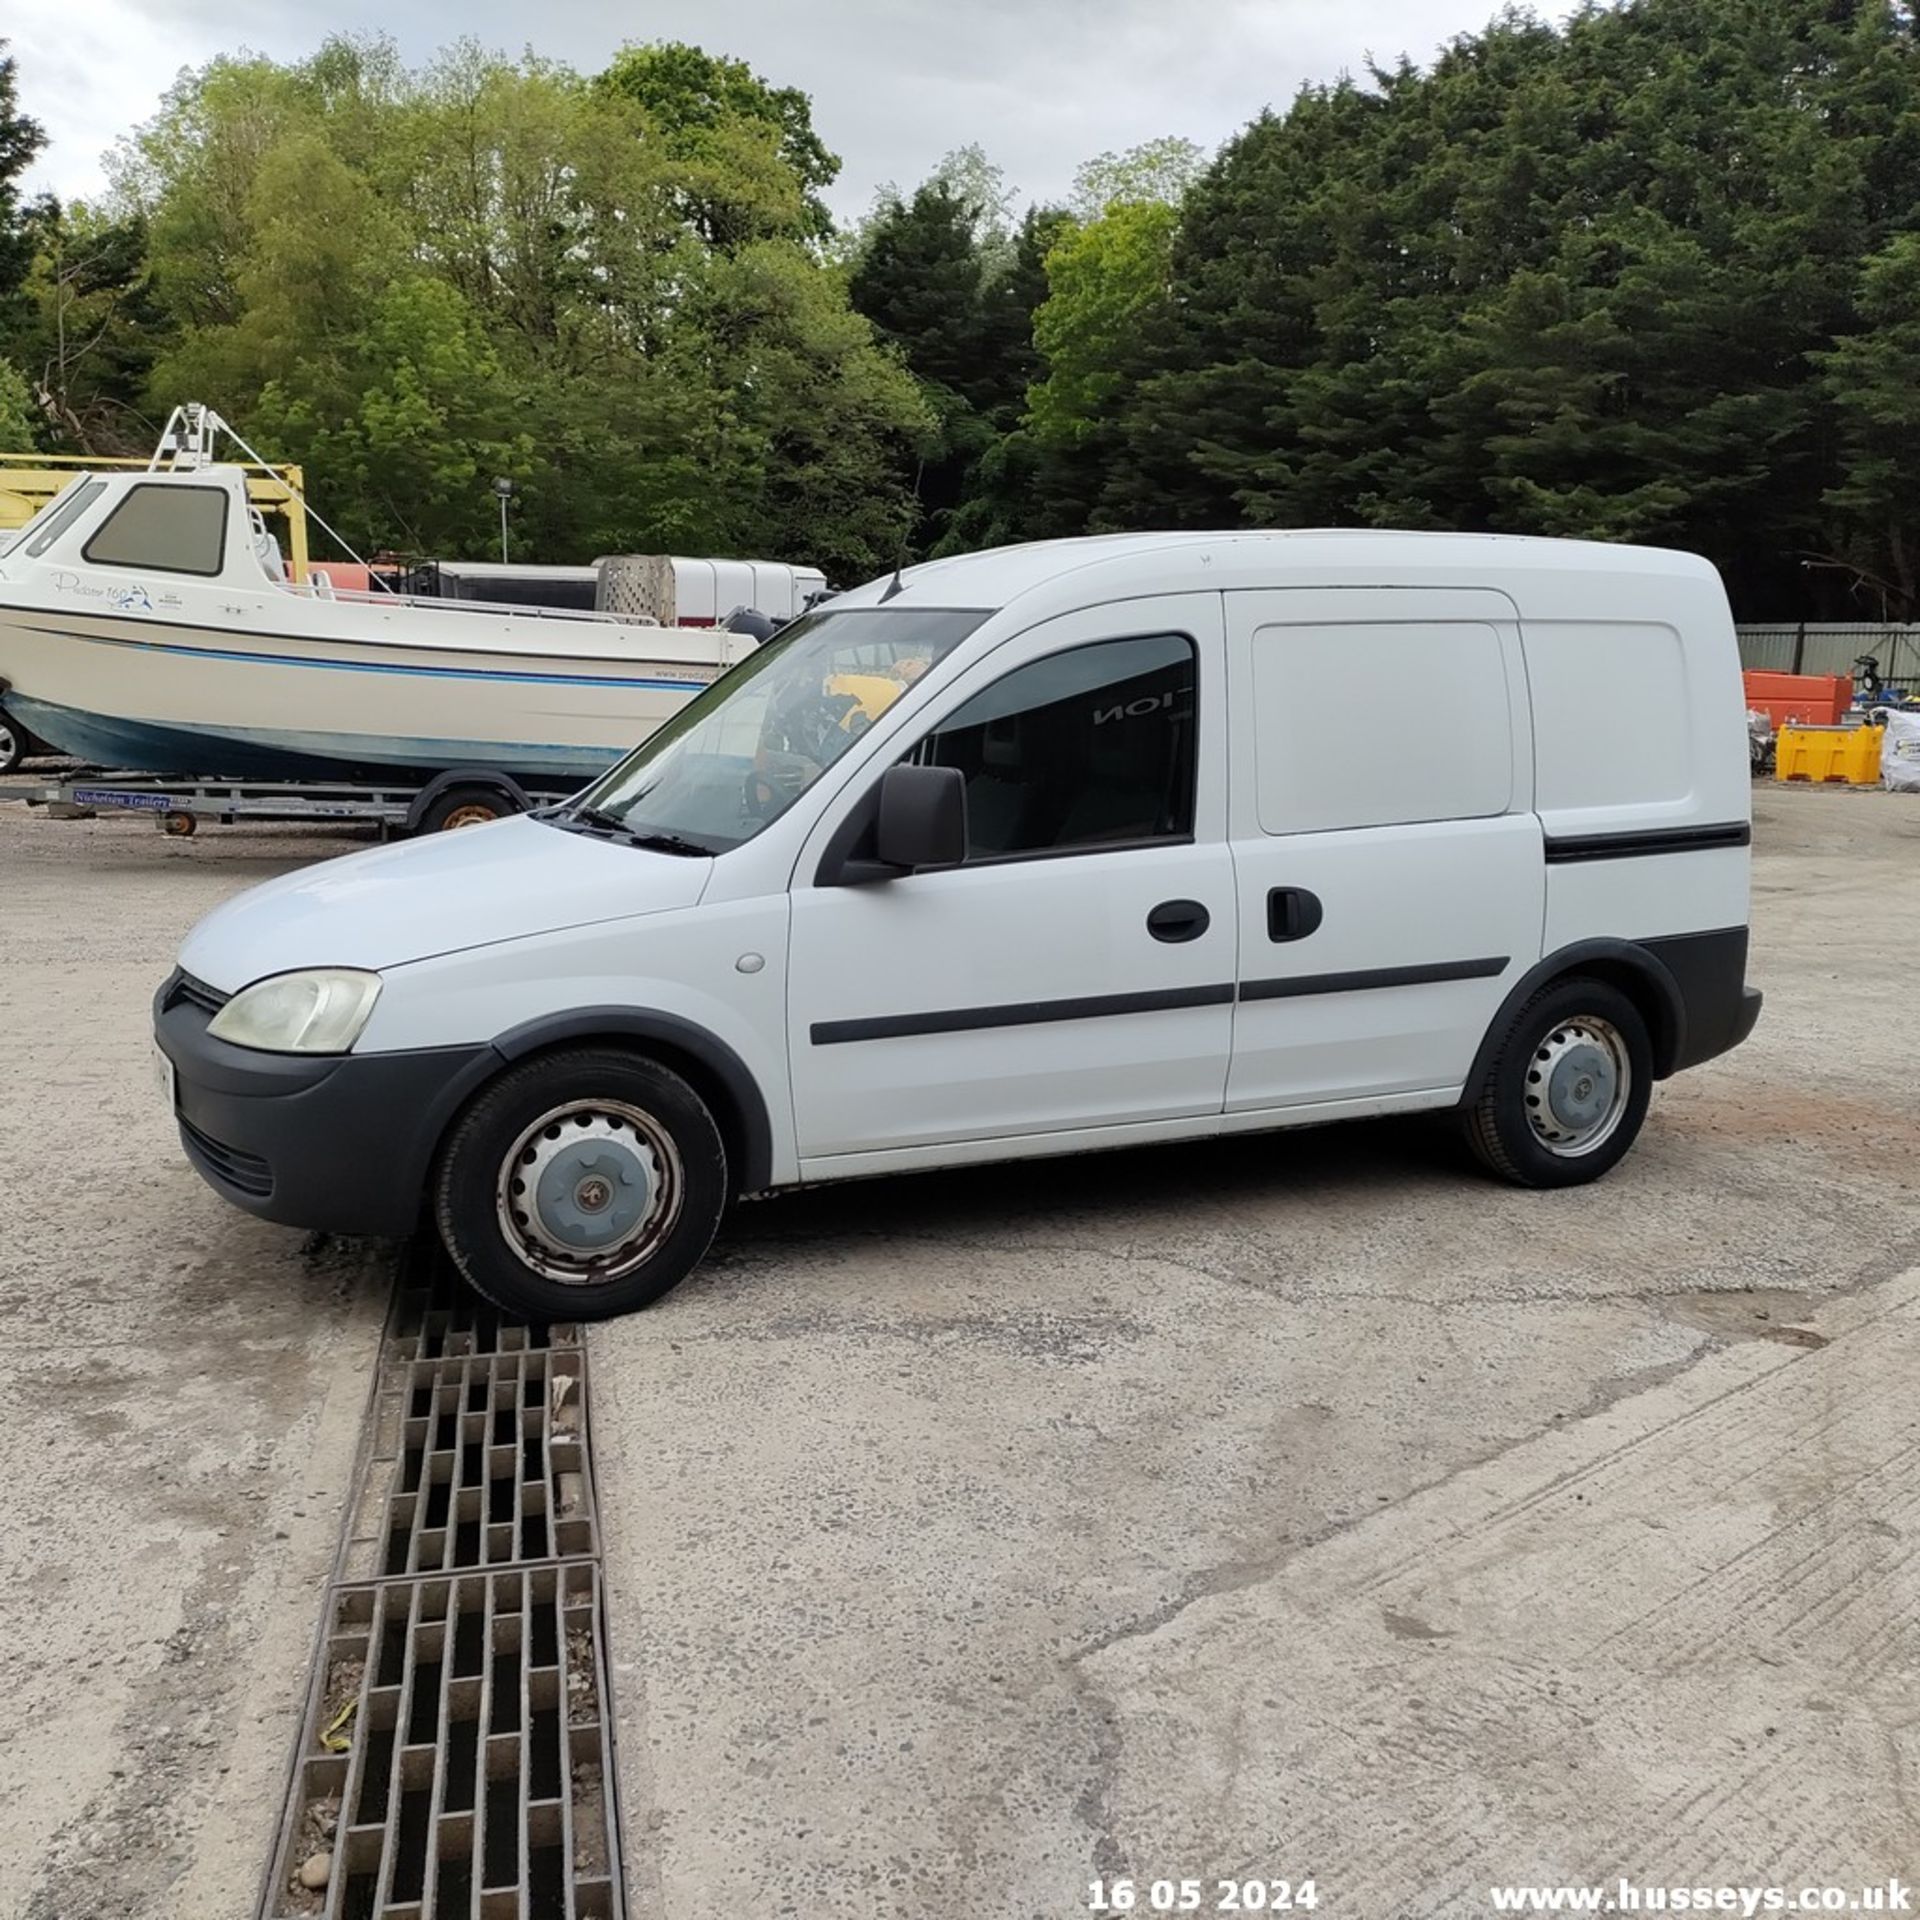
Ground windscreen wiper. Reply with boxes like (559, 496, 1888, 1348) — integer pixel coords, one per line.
(553, 803, 714, 856)
(621, 830, 717, 858)
(559, 802, 637, 837)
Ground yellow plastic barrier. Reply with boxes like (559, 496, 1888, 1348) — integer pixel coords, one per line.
(1774, 723, 1884, 785)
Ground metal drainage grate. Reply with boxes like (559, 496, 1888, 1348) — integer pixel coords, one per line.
(388, 1244, 575, 1363)
(335, 1350, 596, 1583)
(266, 1565, 622, 1920)
(262, 1250, 622, 1920)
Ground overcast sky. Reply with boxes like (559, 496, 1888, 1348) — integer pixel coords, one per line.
(11, 0, 1572, 221)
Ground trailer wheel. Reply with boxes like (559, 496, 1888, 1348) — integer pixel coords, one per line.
(162, 811, 198, 838)
(0, 709, 25, 775)
(417, 785, 515, 833)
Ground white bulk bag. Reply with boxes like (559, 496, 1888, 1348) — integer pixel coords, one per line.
(1882, 708, 1920, 792)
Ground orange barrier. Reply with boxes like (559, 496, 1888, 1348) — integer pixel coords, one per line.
(1743, 671, 1852, 730)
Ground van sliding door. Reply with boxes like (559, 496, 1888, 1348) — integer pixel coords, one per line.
(1222, 587, 1545, 1114)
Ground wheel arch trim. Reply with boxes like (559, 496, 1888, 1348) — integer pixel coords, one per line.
(404, 766, 536, 832)
(486, 1007, 776, 1194)
(1461, 938, 1687, 1103)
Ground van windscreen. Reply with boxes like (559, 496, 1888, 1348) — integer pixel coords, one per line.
(563, 605, 991, 854)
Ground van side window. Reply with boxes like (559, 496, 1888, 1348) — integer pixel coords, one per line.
(917, 634, 1197, 860)
(82, 483, 229, 577)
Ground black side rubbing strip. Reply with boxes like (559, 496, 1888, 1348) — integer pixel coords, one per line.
(813, 959, 1512, 1045)
(1544, 822, 1751, 864)
(1238, 956, 1509, 1003)
(810, 983, 1234, 1047)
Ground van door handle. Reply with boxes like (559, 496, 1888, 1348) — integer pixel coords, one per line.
(1146, 899, 1211, 943)
(1267, 887, 1324, 942)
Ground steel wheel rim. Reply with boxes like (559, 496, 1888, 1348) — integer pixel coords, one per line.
(441, 803, 498, 830)
(495, 1099, 684, 1286)
(0, 716, 19, 765)
(1523, 1016, 1631, 1157)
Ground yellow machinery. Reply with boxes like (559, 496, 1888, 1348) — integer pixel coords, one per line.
(0, 449, 312, 583)
(826, 662, 936, 730)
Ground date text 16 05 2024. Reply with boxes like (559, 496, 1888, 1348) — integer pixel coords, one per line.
(1088, 1880, 1320, 1913)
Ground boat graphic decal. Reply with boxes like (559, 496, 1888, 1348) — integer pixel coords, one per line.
(49, 571, 183, 612)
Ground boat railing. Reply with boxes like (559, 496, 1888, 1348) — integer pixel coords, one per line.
(280, 578, 666, 627)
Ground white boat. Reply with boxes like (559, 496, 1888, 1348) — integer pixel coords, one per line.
(0, 411, 768, 783)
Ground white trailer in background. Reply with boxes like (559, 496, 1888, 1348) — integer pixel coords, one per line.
(426, 557, 831, 625)
(660, 558, 830, 626)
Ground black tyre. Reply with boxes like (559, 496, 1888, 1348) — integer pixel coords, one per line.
(435, 1048, 729, 1321)
(0, 708, 26, 775)
(1464, 976, 1653, 1188)
(417, 784, 515, 833)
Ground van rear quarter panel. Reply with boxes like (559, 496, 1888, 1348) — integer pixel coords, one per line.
(1519, 565, 1751, 949)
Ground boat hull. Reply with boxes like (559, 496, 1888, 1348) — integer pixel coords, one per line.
(0, 598, 736, 782)
(5, 693, 631, 783)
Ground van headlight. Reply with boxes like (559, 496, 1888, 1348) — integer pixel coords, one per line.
(207, 969, 383, 1054)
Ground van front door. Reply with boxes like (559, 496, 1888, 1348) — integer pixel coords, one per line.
(1222, 588, 1544, 1113)
(787, 595, 1235, 1170)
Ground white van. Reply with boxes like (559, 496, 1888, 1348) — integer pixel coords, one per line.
(154, 533, 1761, 1320)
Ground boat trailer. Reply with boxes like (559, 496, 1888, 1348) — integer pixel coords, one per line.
(24, 766, 581, 838)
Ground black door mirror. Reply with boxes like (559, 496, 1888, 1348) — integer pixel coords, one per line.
(875, 763, 967, 873)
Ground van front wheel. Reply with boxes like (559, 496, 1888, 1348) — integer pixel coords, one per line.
(435, 1048, 729, 1321)
(1465, 977, 1653, 1188)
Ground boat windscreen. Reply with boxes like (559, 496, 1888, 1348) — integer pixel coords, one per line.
(0, 475, 107, 560)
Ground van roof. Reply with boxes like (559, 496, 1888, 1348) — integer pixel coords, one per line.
(830, 529, 1720, 615)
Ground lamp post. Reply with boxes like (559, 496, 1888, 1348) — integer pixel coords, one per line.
(492, 476, 516, 565)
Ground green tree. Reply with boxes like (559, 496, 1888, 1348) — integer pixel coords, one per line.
(848, 178, 992, 551)
(0, 41, 48, 309)
(1069, 136, 1205, 220)
(1010, 139, 1203, 538)
(0, 354, 33, 446)
(1028, 200, 1179, 447)
(17, 205, 169, 452)
(850, 180, 989, 400)
(249, 276, 532, 555)
(679, 240, 931, 577)
(596, 41, 839, 244)
(117, 35, 920, 571)
(974, 204, 1069, 428)
(1095, 0, 1920, 614)
(1816, 232, 1920, 618)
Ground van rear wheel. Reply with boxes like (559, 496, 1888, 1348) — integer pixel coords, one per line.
(1465, 977, 1652, 1188)
(435, 1048, 729, 1321)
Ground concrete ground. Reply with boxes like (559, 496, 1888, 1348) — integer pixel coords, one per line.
(0, 799, 386, 1920)
(1, 780, 1916, 1918)
(593, 782, 1920, 1918)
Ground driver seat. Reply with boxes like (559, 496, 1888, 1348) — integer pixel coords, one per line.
(964, 718, 1030, 856)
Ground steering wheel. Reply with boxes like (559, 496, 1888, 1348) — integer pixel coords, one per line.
(742, 748, 821, 821)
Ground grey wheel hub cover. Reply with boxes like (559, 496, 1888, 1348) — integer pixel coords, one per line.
(1524, 1016, 1631, 1155)
(532, 1136, 655, 1251)
(497, 1102, 684, 1284)
(1546, 1041, 1616, 1134)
